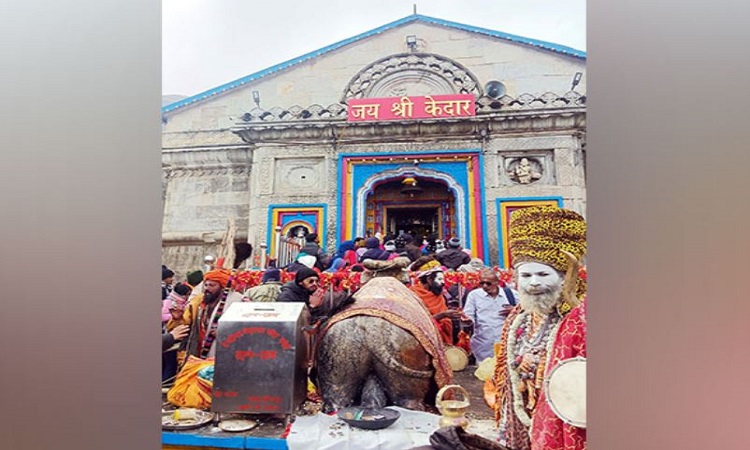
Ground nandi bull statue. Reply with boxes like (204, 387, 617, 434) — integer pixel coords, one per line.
(312, 257, 453, 413)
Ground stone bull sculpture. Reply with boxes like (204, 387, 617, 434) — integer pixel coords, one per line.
(313, 274, 453, 413)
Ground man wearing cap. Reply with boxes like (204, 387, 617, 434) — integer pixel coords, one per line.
(492, 206, 587, 450)
(436, 237, 472, 270)
(278, 267, 321, 307)
(409, 256, 463, 345)
(167, 268, 243, 359)
(244, 268, 282, 302)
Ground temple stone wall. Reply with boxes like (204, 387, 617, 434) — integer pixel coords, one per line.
(248, 143, 339, 252)
(162, 147, 253, 275)
(161, 243, 221, 282)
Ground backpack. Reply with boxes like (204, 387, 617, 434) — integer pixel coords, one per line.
(247, 283, 282, 302)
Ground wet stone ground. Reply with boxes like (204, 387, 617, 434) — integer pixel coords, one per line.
(449, 363, 494, 420)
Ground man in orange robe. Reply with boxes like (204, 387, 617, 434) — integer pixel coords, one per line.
(409, 257, 462, 345)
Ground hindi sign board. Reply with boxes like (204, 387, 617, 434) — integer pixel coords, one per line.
(347, 94, 476, 122)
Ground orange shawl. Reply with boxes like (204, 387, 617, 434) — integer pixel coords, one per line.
(410, 283, 453, 345)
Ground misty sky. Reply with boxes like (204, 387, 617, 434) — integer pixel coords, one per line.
(163, 0, 586, 96)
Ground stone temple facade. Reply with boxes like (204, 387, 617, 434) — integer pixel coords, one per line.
(161, 14, 586, 277)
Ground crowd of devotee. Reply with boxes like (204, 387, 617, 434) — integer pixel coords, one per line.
(160, 206, 587, 450)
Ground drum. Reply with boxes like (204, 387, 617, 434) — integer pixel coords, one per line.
(444, 346, 469, 372)
(543, 357, 586, 428)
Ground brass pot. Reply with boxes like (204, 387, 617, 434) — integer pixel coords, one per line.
(435, 384, 471, 429)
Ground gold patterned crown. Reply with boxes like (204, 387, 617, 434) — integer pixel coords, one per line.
(508, 206, 587, 272)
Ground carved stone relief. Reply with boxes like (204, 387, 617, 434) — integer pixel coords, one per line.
(342, 53, 481, 101)
(507, 157, 543, 184)
(499, 152, 555, 186)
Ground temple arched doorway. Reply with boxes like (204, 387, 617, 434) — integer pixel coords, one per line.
(364, 176, 456, 240)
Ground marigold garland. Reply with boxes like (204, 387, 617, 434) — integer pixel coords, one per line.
(229, 266, 583, 293)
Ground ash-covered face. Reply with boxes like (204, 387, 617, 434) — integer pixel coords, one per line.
(424, 271, 445, 296)
(516, 262, 563, 315)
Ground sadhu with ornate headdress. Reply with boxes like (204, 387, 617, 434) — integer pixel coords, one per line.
(493, 206, 587, 450)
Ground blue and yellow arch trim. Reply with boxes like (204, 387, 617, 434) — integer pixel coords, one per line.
(337, 149, 489, 261)
(496, 196, 564, 268)
(266, 204, 327, 257)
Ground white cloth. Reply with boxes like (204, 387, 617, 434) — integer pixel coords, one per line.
(287, 407, 441, 450)
(463, 287, 518, 362)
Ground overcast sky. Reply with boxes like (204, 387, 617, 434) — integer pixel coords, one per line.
(163, 0, 586, 97)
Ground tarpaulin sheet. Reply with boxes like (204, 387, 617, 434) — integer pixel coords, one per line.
(287, 406, 441, 450)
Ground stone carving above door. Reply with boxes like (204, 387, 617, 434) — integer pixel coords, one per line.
(342, 53, 481, 101)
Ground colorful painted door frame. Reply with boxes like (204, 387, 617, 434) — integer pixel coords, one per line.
(266, 204, 327, 257)
(337, 150, 489, 260)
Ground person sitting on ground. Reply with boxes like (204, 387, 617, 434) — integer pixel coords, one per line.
(359, 237, 391, 262)
(437, 237, 472, 270)
(244, 268, 283, 302)
(167, 268, 243, 359)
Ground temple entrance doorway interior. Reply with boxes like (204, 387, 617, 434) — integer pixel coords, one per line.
(386, 206, 438, 238)
(365, 176, 456, 239)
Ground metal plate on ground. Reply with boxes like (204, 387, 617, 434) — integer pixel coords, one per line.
(338, 407, 401, 430)
(219, 419, 259, 432)
(161, 409, 213, 430)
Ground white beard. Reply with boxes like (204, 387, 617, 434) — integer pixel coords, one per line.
(518, 283, 563, 316)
